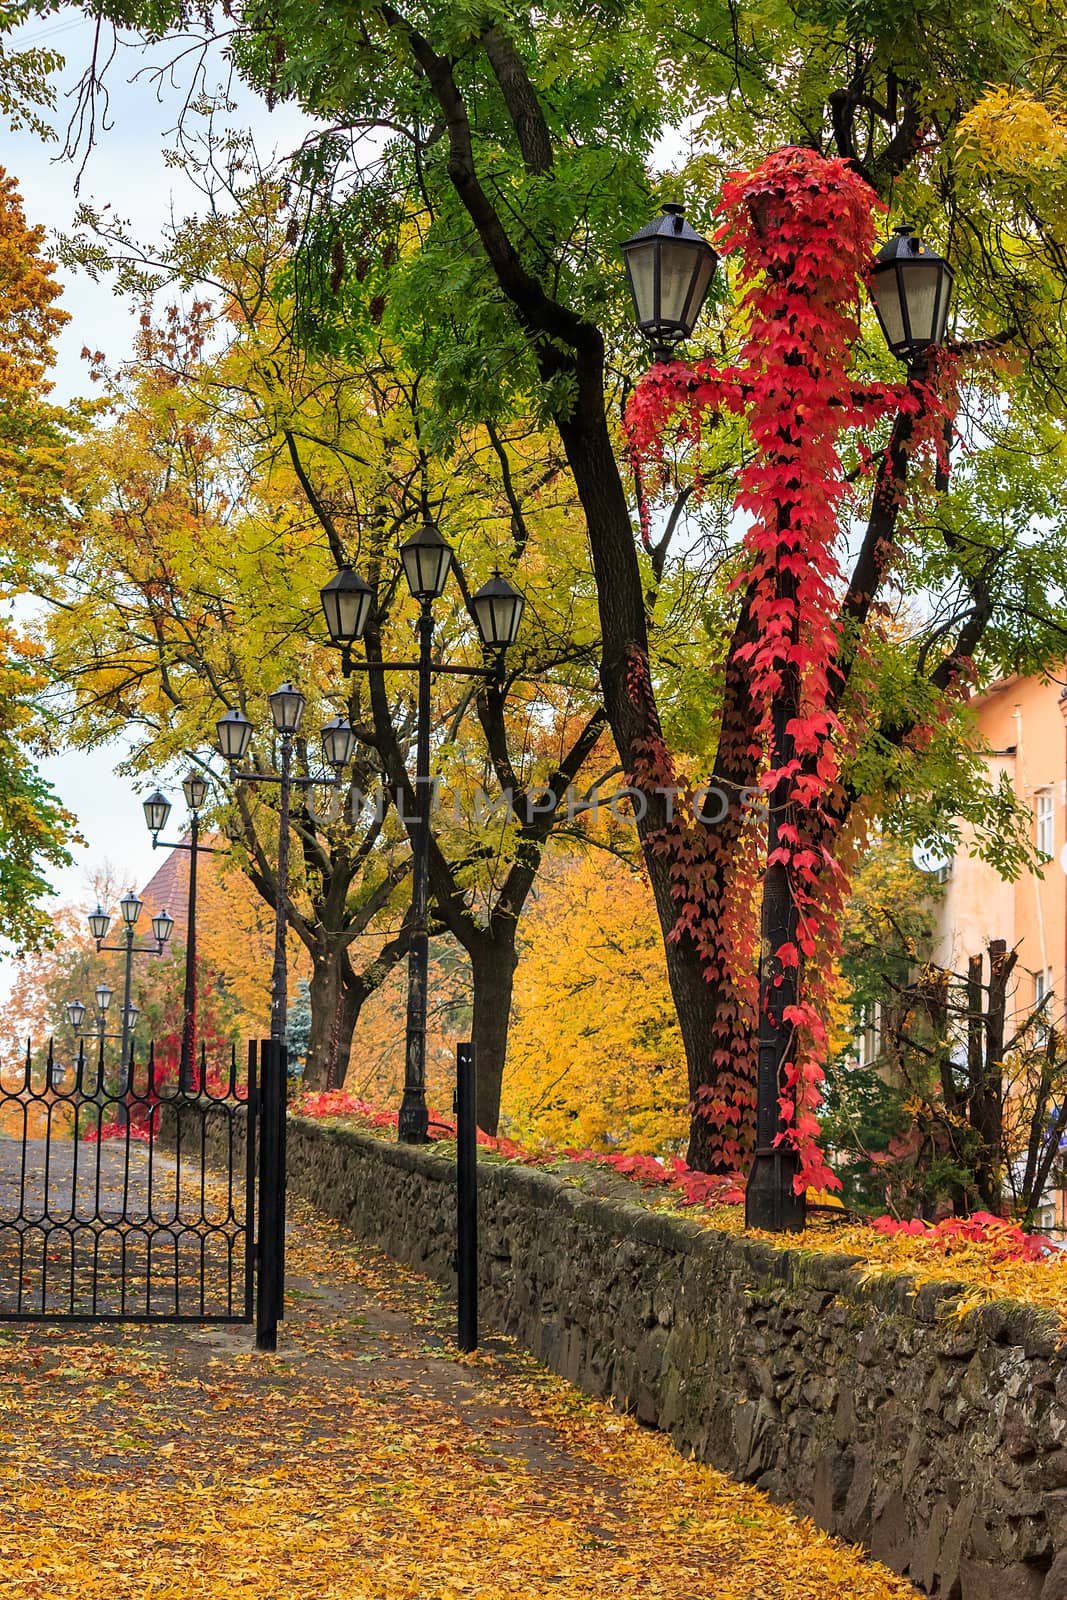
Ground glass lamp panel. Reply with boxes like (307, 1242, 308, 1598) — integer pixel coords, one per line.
(932, 262, 954, 344)
(901, 260, 944, 347)
(623, 238, 657, 332)
(658, 239, 702, 330)
(871, 263, 907, 354)
(683, 248, 717, 337)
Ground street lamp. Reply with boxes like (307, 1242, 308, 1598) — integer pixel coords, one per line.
(182, 771, 209, 813)
(620, 202, 718, 361)
(471, 572, 526, 650)
(869, 224, 954, 369)
(321, 715, 358, 771)
(400, 521, 453, 599)
(216, 707, 253, 763)
(66, 999, 86, 1031)
(320, 536, 525, 1143)
(319, 568, 374, 672)
(143, 769, 224, 1091)
(218, 689, 351, 1045)
(143, 790, 171, 836)
(90, 894, 172, 1093)
(622, 199, 953, 1233)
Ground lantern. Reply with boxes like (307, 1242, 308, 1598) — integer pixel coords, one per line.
(320, 567, 374, 649)
(143, 790, 171, 836)
(620, 202, 717, 355)
(216, 707, 253, 762)
(152, 908, 175, 947)
(268, 682, 306, 737)
(321, 715, 357, 770)
(182, 771, 209, 812)
(66, 999, 86, 1031)
(88, 906, 111, 942)
(870, 225, 954, 364)
(471, 572, 525, 651)
(120, 891, 143, 927)
(400, 521, 453, 600)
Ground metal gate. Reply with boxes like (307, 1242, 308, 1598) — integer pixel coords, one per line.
(0, 1036, 285, 1349)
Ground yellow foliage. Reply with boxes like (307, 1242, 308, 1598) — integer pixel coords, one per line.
(958, 87, 1067, 173)
(696, 1205, 1067, 1325)
(502, 851, 688, 1153)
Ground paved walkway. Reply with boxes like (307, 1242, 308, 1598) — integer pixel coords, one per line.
(0, 1188, 919, 1599)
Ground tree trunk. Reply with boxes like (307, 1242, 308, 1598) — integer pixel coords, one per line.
(973, 938, 1010, 1211)
(303, 947, 361, 1092)
(468, 935, 519, 1135)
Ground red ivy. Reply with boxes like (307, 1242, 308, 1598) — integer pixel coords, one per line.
(872, 1212, 1052, 1263)
(625, 147, 961, 1192)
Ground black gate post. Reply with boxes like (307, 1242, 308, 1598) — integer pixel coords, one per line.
(256, 1037, 287, 1351)
(455, 1042, 478, 1352)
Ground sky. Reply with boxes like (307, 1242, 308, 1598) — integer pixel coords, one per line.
(0, 9, 315, 981)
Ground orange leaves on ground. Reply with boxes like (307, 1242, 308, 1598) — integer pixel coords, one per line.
(0, 1187, 918, 1598)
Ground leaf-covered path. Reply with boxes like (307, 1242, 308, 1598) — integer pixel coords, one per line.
(0, 1194, 918, 1599)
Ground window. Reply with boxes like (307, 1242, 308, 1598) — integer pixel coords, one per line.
(1037, 791, 1055, 861)
(857, 1002, 881, 1068)
(1035, 967, 1054, 1043)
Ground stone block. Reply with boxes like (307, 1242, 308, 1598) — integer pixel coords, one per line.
(1041, 1550, 1067, 1600)
(958, 1555, 1045, 1600)
(939, 1494, 977, 1599)
(870, 1487, 911, 1571)
(812, 1447, 853, 1533)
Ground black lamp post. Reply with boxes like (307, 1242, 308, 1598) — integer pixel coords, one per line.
(319, 532, 525, 1143)
(89, 895, 173, 1080)
(83, 982, 122, 1104)
(622, 201, 954, 1231)
(217, 692, 354, 1045)
(143, 770, 223, 1091)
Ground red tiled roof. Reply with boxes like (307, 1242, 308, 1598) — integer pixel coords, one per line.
(139, 838, 192, 947)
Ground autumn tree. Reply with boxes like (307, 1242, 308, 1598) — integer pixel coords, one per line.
(41, 310, 412, 1089)
(503, 849, 688, 1154)
(0, 166, 85, 948)
(27, 0, 1067, 1173)
(49, 145, 615, 1126)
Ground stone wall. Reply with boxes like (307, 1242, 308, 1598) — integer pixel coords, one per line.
(192, 1108, 1067, 1600)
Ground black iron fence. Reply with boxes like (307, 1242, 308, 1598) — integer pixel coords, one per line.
(0, 1037, 285, 1343)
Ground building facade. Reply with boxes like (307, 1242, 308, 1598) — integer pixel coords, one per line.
(933, 673, 1067, 1234)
